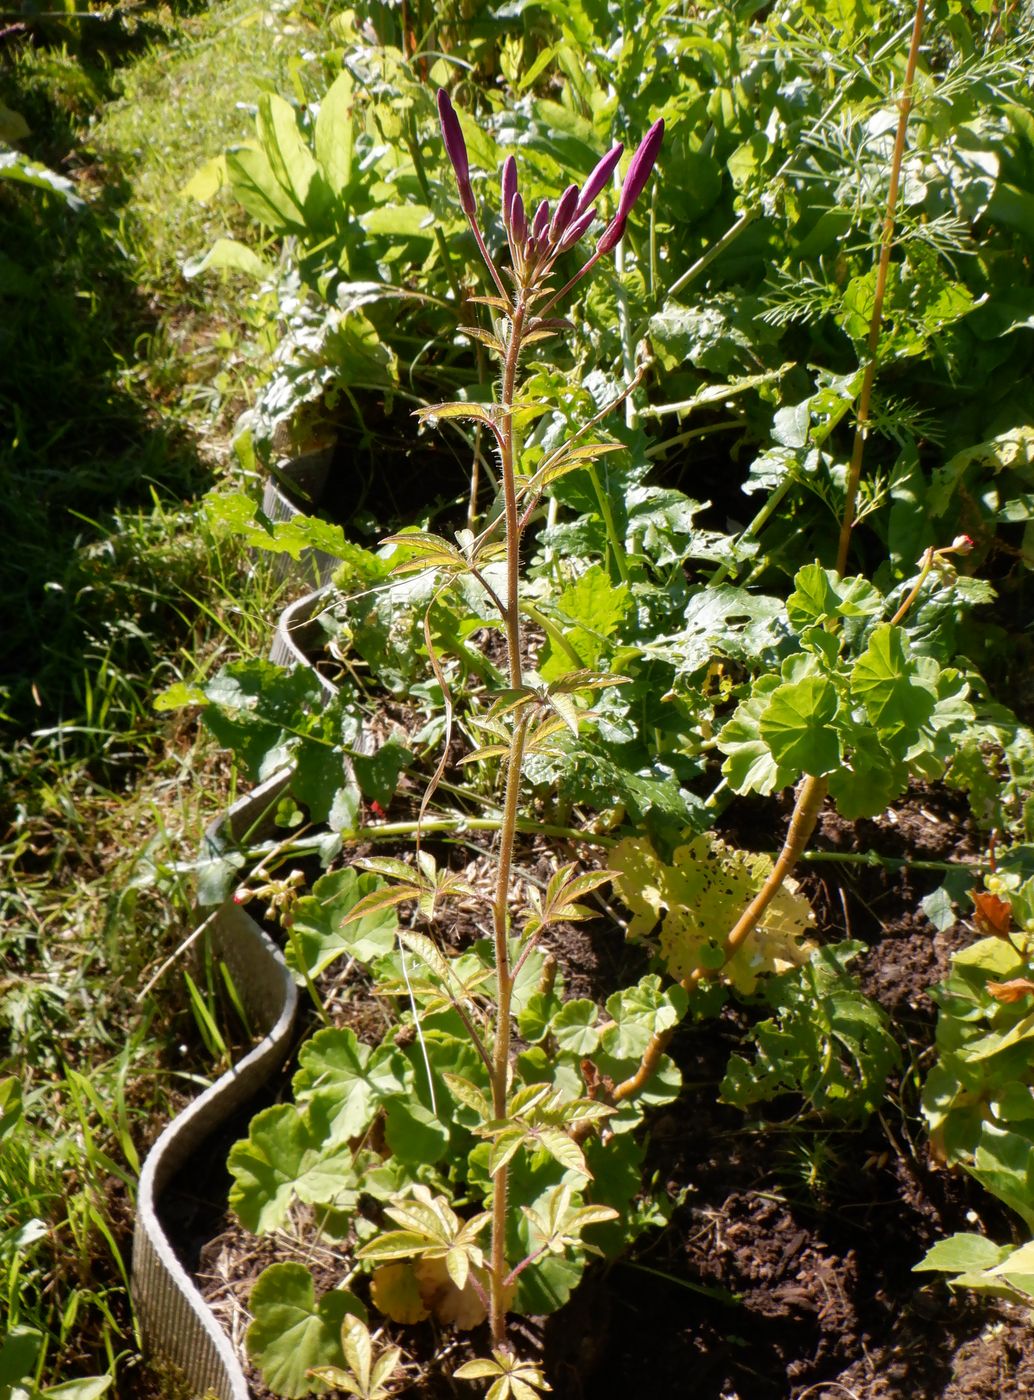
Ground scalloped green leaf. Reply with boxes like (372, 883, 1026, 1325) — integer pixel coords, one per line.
(293, 1028, 409, 1144)
(287, 868, 399, 978)
(246, 1263, 365, 1398)
(228, 1105, 360, 1232)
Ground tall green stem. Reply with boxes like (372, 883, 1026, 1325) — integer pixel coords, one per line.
(488, 293, 530, 1348)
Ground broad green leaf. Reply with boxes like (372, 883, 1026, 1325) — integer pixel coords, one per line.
(551, 999, 600, 1056)
(200, 660, 326, 781)
(228, 1105, 359, 1232)
(287, 868, 398, 977)
(851, 625, 936, 739)
(384, 1098, 451, 1165)
(601, 976, 688, 1060)
(787, 564, 883, 630)
(0, 150, 84, 208)
(720, 942, 899, 1121)
(183, 238, 272, 280)
(294, 1028, 408, 1143)
(0, 1325, 42, 1387)
(717, 676, 788, 795)
(827, 729, 910, 818)
(40, 1380, 113, 1398)
(913, 1232, 1011, 1275)
(180, 153, 226, 202)
(315, 70, 354, 197)
(970, 1124, 1034, 1231)
(539, 563, 629, 682)
(0, 104, 29, 142)
(246, 1263, 365, 1398)
(257, 92, 320, 219)
(226, 145, 304, 231)
(647, 587, 786, 677)
(352, 739, 412, 808)
(360, 204, 434, 238)
(759, 674, 840, 776)
(989, 1238, 1034, 1276)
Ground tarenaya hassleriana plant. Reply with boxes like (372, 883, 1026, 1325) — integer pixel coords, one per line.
(231, 91, 670, 1391)
(396, 87, 664, 1355)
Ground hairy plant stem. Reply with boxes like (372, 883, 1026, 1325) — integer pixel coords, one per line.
(488, 292, 530, 1349)
(835, 0, 926, 574)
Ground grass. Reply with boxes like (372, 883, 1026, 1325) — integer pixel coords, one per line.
(0, 0, 337, 1387)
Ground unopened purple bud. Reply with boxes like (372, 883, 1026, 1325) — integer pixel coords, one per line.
(501, 156, 518, 229)
(596, 215, 626, 256)
(576, 142, 623, 215)
(510, 191, 527, 247)
(549, 184, 579, 244)
(558, 205, 596, 252)
(437, 88, 476, 218)
(532, 199, 550, 242)
(616, 118, 664, 222)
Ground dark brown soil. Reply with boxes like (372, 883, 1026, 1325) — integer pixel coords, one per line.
(156, 783, 1034, 1400)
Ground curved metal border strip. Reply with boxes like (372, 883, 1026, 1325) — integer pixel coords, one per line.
(132, 896, 298, 1400)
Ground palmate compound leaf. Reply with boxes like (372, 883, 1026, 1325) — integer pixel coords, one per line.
(454, 1350, 551, 1400)
(309, 1314, 404, 1399)
(246, 1262, 366, 1399)
(610, 833, 815, 993)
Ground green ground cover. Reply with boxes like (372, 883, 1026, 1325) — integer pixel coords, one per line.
(0, 2, 333, 1389)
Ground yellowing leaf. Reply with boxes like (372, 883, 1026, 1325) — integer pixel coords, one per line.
(370, 1262, 430, 1324)
(414, 1257, 488, 1329)
(611, 833, 815, 992)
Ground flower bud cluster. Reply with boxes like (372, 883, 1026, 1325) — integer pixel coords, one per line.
(437, 88, 663, 301)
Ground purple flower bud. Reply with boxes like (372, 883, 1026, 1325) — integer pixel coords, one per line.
(548, 184, 579, 245)
(532, 199, 550, 242)
(558, 205, 596, 252)
(596, 215, 626, 256)
(616, 117, 664, 222)
(510, 191, 527, 247)
(437, 88, 476, 218)
(576, 142, 623, 215)
(501, 156, 518, 230)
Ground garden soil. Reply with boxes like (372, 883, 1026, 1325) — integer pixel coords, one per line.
(157, 782, 1034, 1400)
